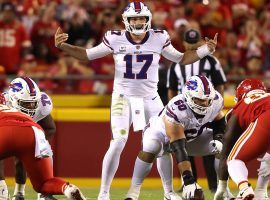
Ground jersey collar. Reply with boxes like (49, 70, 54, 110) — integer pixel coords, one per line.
(125, 31, 150, 45)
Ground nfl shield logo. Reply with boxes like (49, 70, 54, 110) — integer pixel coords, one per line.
(135, 110, 140, 114)
(136, 45, 140, 49)
(119, 46, 126, 52)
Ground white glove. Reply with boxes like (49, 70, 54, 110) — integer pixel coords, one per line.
(182, 182, 202, 199)
(209, 140, 223, 154)
(258, 153, 270, 177)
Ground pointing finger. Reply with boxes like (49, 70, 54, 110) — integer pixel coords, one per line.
(214, 33, 218, 43)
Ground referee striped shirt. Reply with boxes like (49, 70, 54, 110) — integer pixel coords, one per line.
(167, 55, 227, 93)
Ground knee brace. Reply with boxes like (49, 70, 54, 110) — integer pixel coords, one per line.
(170, 139, 189, 164)
(143, 139, 162, 155)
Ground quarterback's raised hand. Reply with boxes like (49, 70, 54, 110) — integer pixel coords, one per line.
(205, 33, 218, 54)
(55, 27, 68, 48)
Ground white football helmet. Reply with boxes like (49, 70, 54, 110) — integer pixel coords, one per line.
(8, 77, 41, 117)
(183, 75, 216, 115)
(122, 2, 152, 35)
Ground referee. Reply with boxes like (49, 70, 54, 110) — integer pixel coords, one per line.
(167, 29, 227, 192)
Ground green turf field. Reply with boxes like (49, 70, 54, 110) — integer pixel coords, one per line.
(9, 187, 237, 200)
(6, 178, 265, 199)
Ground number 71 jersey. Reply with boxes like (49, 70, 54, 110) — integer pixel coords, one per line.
(104, 29, 171, 97)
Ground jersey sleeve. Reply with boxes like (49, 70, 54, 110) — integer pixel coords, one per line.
(213, 91, 224, 113)
(164, 96, 187, 127)
(34, 92, 53, 122)
(86, 30, 117, 60)
(161, 44, 184, 63)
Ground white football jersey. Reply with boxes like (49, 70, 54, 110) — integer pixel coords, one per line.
(101, 29, 181, 97)
(4, 92, 52, 122)
(159, 92, 223, 142)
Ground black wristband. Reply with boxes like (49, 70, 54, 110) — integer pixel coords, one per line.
(182, 170, 195, 185)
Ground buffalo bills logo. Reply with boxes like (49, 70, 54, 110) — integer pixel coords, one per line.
(124, 4, 131, 12)
(10, 82, 23, 92)
(186, 80, 198, 91)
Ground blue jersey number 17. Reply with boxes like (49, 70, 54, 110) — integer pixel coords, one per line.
(123, 54, 153, 79)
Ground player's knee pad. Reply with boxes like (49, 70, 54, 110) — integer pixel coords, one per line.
(143, 139, 162, 155)
(170, 139, 189, 164)
(111, 126, 129, 140)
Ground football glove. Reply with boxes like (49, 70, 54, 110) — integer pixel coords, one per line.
(258, 153, 270, 177)
(209, 140, 223, 155)
(182, 182, 204, 200)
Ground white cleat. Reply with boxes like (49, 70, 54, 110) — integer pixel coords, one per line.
(164, 191, 182, 200)
(236, 186, 254, 200)
(0, 185, 9, 200)
(63, 184, 86, 200)
(124, 186, 141, 200)
(254, 188, 269, 200)
(98, 191, 110, 200)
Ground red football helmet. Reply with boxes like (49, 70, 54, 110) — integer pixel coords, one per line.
(236, 79, 267, 102)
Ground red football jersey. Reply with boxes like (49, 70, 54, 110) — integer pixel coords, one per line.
(0, 20, 29, 73)
(232, 92, 270, 130)
(0, 104, 42, 129)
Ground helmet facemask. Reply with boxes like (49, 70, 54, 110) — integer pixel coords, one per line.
(8, 77, 41, 117)
(17, 99, 39, 117)
(183, 76, 216, 116)
(122, 2, 152, 35)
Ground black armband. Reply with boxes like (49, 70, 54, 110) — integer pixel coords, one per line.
(182, 170, 195, 185)
(212, 116, 226, 142)
(170, 139, 189, 163)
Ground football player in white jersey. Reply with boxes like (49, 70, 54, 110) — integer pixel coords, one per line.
(125, 76, 233, 200)
(55, 2, 218, 200)
(0, 77, 56, 200)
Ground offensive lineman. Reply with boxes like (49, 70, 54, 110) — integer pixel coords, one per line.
(125, 76, 232, 200)
(0, 77, 56, 200)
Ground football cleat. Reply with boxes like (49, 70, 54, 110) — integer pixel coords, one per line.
(38, 193, 57, 200)
(12, 192, 24, 200)
(124, 186, 141, 200)
(98, 191, 110, 200)
(63, 184, 86, 200)
(164, 191, 182, 200)
(0, 186, 10, 200)
(236, 186, 254, 200)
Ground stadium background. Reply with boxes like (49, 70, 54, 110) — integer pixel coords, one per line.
(0, 0, 269, 189)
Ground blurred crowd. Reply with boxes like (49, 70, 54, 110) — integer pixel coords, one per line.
(0, 0, 269, 94)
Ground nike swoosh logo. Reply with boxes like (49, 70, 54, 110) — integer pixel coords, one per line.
(152, 96, 157, 100)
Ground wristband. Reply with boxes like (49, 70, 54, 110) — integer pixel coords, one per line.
(196, 44, 211, 59)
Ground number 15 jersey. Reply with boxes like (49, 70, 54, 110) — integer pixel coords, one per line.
(86, 29, 184, 97)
